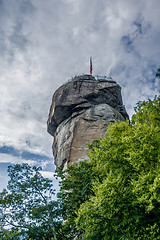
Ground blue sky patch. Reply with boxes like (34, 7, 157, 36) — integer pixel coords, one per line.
(0, 145, 52, 161)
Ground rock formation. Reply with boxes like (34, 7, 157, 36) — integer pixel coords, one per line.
(47, 75, 129, 170)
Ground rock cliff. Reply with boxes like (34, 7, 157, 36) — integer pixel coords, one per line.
(47, 75, 129, 170)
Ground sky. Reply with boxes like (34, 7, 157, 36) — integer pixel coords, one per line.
(0, 0, 160, 192)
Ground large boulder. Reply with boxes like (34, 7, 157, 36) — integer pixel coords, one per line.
(47, 75, 129, 170)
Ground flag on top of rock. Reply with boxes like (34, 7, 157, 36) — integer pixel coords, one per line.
(90, 57, 92, 75)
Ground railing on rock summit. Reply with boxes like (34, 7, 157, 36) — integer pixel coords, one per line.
(65, 74, 114, 84)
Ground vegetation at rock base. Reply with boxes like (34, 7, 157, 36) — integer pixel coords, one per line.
(57, 160, 96, 239)
(76, 96, 160, 239)
(0, 96, 160, 239)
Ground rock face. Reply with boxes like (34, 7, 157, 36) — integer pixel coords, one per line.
(47, 75, 129, 170)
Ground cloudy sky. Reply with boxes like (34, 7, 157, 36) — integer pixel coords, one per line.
(0, 0, 160, 191)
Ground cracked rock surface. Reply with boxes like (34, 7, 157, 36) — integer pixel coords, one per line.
(47, 75, 129, 170)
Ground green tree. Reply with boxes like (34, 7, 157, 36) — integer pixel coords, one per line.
(57, 160, 96, 239)
(156, 68, 160, 78)
(0, 163, 62, 240)
(0, 225, 20, 240)
(76, 96, 160, 239)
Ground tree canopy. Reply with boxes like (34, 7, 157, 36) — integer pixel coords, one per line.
(76, 96, 160, 239)
(156, 68, 160, 78)
(0, 164, 61, 240)
(57, 160, 96, 239)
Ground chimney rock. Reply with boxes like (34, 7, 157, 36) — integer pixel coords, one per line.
(47, 75, 129, 170)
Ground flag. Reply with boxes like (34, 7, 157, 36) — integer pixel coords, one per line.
(90, 57, 92, 75)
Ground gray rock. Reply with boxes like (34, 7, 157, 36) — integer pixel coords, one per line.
(47, 75, 128, 136)
(47, 75, 129, 170)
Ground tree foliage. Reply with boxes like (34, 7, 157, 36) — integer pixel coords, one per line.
(57, 160, 96, 239)
(0, 163, 61, 240)
(156, 68, 160, 78)
(0, 225, 20, 240)
(76, 96, 160, 239)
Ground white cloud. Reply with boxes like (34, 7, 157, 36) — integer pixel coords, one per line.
(0, 0, 159, 173)
(0, 153, 36, 165)
(40, 170, 60, 180)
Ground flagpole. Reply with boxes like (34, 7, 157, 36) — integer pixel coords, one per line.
(90, 57, 92, 75)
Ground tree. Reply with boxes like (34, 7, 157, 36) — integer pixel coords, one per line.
(0, 225, 20, 240)
(156, 68, 160, 78)
(131, 95, 160, 126)
(76, 96, 160, 239)
(0, 163, 62, 240)
(57, 160, 96, 239)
